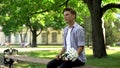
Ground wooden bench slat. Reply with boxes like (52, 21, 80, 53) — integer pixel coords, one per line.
(5, 55, 51, 64)
(5, 55, 98, 68)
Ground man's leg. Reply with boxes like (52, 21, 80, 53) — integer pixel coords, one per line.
(59, 61, 72, 68)
(59, 59, 85, 68)
(47, 59, 63, 68)
(71, 59, 85, 67)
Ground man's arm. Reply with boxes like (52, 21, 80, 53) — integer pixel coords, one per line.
(55, 47, 66, 60)
(77, 46, 84, 55)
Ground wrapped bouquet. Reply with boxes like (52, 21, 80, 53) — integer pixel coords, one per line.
(61, 48, 78, 62)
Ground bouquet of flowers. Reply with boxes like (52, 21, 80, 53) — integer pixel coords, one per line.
(61, 48, 78, 62)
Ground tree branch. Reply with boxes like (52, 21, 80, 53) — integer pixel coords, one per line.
(59, 0, 70, 7)
(37, 29, 42, 37)
(31, 0, 70, 15)
(102, 3, 120, 16)
(30, 9, 49, 15)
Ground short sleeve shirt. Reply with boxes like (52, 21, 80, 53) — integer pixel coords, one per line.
(63, 22, 86, 63)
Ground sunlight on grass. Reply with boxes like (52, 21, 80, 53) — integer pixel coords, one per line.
(85, 48, 93, 55)
(107, 49, 119, 54)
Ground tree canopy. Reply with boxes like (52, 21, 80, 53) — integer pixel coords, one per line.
(0, 0, 120, 57)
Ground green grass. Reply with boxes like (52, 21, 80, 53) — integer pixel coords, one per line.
(12, 48, 120, 68)
(37, 45, 62, 48)
(86, 48, 120, 68)
(1, 46, 120, 68)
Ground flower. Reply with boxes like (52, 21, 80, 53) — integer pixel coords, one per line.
(61, 48, 78, 62)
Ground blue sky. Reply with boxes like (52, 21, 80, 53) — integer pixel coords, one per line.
(116, 14, 120, 18)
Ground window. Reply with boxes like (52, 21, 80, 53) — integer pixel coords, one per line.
(6, 35, 11, 42)
(15, 34, 19, 43)
(42, 33, 47, 43)
(52, 32, 57, 43)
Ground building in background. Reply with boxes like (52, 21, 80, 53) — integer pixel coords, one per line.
(0, 27, 63, 46)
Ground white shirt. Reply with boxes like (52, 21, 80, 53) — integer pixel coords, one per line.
(66, 28, 72, 51)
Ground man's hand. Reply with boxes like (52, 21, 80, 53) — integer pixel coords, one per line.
(55, 47, 66, 60)
(55, 54, 61, 60)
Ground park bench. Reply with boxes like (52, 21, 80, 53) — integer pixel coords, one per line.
(3, 48, 98, 68)
(4, 55, 98, 68)
(5, 55, 51, 64)
(0, 65, 9, 68)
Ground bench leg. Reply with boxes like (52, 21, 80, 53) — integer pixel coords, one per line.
(8, 59, 14, 68)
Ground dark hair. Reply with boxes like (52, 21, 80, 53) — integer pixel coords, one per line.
(63, 7, 77, 19)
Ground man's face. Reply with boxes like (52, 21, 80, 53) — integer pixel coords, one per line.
(63, 11, 75, 23)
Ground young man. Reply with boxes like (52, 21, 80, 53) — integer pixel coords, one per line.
(47, 7, 86, 68)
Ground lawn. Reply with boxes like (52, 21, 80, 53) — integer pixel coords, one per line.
(1, 46, 120, 68)
(12, 47, 120, 68)
(86, 48, 120, 68)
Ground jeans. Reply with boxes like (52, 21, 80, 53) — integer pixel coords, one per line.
(47, 59, 85, 68)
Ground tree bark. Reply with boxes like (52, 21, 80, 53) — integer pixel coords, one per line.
(31, 29, 37, 47)
(85, 0, 107, 58)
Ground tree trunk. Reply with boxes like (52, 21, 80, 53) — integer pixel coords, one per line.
(31, 30, 37, 47)
(91, 13, 107, 58)
(85, 0, 107, 58)
(91, 0, 107, 58)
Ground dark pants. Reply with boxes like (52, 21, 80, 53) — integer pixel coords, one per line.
(47, 59, 85, 68)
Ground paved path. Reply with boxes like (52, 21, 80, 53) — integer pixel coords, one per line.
(0, 48, 62, 53)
